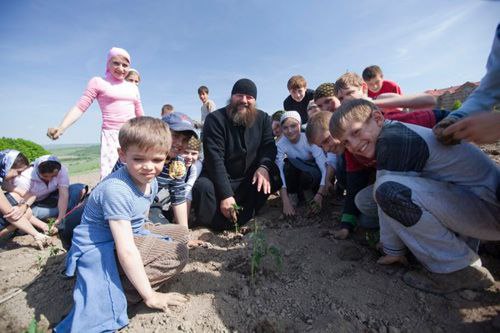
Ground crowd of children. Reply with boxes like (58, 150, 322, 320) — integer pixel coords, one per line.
(1, 24, 499, 331)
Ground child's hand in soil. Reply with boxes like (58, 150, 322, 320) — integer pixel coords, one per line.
(144, 291, 188, 311)
(333, 228, 350, 240)
(282, 200, 296, 217)
(188, 239, 209, 249)
(308, 194, 322, 215)
(377, 254, 408, 266)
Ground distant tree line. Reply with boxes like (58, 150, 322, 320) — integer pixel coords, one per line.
(0, 137, 50, 162)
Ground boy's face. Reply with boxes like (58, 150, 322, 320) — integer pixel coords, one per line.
(199, 92, 208, 103)
(281, 118, 301, 143)
(336, 84, 367, 103)
(315, 96, 341, 113)
(119, 145, 166, 187)
(366, 74, 383, 93)
(182, 149, 199, 168)
(271, 120, 282, 137)
(290, 87, 306, 102)
(313, 129, 344, 154)
(338, 111, 384, 160)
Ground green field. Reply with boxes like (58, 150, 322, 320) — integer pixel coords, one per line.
(46, 144, 100, 175)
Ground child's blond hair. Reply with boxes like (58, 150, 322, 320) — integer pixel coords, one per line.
(334, 72, 364, 96)
(305, 111, 333, 144)
(330, 99, 377, 139)
(119, 116, 171, 154)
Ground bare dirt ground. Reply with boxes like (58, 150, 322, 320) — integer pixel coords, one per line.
(0, 144, 499, 333)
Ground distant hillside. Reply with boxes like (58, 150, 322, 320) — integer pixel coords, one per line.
(47, 144, 100, 175)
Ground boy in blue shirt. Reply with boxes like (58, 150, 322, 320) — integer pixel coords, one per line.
(56, 117, 189, 333)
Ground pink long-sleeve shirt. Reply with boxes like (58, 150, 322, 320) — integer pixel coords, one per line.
(76, 76, 144, 130)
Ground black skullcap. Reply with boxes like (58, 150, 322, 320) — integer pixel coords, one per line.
(231, 78, 257, 99)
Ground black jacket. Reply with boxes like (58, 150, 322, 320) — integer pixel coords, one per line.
(202, 107, 277, 199)
(283, 88, 314, 124)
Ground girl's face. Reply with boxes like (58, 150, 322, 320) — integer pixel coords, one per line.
(39, 169, 59, 183)
(108, 55, 130, 80)
(182, 149, 199, 168)
(5, 166, 27, 181)
(282, 118, 301, 143)
(126, 72, 140, 86)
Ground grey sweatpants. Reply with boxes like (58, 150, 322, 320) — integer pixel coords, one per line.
(374, 174, 500, 273)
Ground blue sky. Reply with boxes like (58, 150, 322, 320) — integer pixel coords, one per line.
(0, 0, 498, 144)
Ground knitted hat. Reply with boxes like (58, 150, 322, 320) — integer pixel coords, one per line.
(280, 111, 302, 125)
(231, 78, 257, 99)
(186, 135, 201, 152)
(314, 83, 336, 101)
(271, 110, 285, 122)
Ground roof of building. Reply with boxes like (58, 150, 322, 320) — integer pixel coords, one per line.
(425, 81, 479, 97)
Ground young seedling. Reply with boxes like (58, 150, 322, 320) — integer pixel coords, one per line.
(230, 203, 243, 234)
(45, 218, 56, 235)
(48, 245, 61, 257)
(35, 255, 44, 270)
(23, 318, 45, 333)
(307, 199, 321, 216)
(250, 220, 282, 283)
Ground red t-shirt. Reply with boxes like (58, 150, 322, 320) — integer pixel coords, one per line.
(368, 80, 402, 99)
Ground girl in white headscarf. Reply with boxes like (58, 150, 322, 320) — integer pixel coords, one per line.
(0, 150, 51, 249)
(13, 155, 86, 233)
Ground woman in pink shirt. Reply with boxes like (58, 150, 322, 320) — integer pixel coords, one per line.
(13, 155, 86, 233)
(47, 47, 144, 179)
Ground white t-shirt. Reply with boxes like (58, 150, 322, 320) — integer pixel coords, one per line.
(276, 133, 327, 188)
(14, 165, 70, 201)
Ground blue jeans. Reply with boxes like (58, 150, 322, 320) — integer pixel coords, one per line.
(31, 183, 86, 220)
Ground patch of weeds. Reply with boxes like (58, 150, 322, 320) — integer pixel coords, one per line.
(34, 245, 61, 270)
(250, 220, 282, 283)
(23, 318, 45, 333)
(49, 245, 61, 257)
(230, 203, 243, 234)
(35, 255, 45, 270)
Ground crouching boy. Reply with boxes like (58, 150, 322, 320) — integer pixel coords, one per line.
(56, 117, 189, 333)
(330, 99, 500, 294)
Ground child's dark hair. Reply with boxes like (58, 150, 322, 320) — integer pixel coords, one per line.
(271, 110, 285, 122)
(12, 153, 29, 169)
(161, 104, 174, 115)
(362, 65, 383, 81)
(38, 160, 62, 174)
(198, 85, 209, 95)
